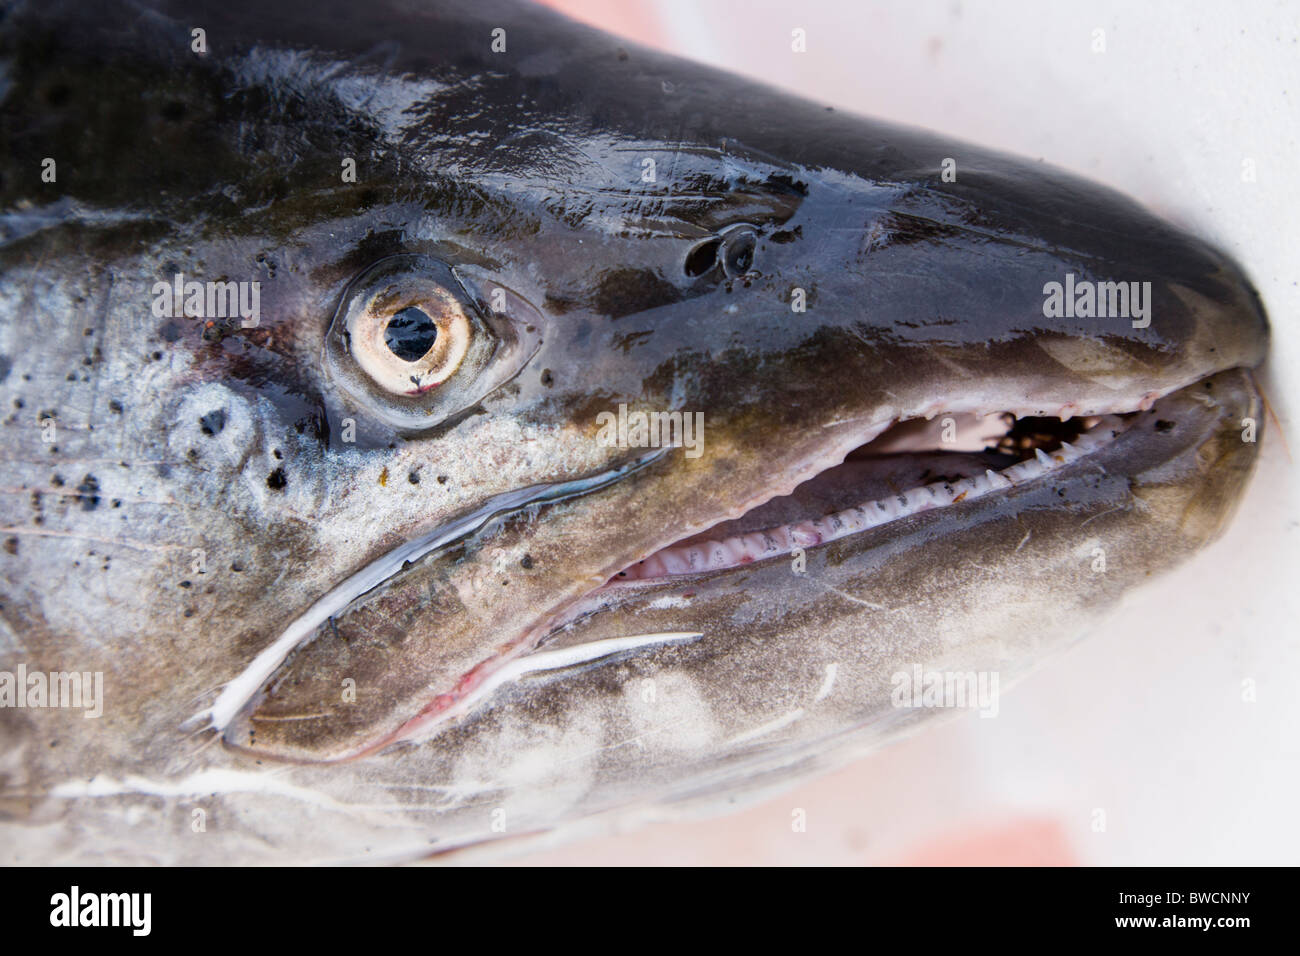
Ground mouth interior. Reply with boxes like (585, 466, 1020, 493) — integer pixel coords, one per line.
(609, 408, 1138, 584)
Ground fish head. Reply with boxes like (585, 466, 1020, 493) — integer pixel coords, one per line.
(0, 0, 1268, 862)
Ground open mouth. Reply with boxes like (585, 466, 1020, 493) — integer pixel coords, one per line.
(602, 402, 1164, 586)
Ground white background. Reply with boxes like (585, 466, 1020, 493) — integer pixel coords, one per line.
(521, 0, 1299, 864)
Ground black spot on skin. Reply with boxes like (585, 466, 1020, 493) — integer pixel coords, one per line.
(230, 561, 244, 572)
(266, 467, 287, 490)
(0, 355, 10, 383)
(540, 369, 554, 387)
(179, 580, 192, 588)
(108, 399, 123, 414)
(407, 469, 420, 485)
(1155, 420, 1175, 433)
(199, 409, 226, 436)
(151, 351, 163, 361)
(520, 554, 533, 569)
(12, 398, 23, 409)
(436, 475, 448, 485)
(111, 499, 121, 508)
(4, 537, 17, 555)
(183, 608, 195, 618)
(75, 475, 101, 511)
(272, 448, 283, 460)
(51, 474, 64, 488)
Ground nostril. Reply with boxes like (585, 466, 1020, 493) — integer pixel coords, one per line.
(720, 227, 757, 277)
(684, 238, 721, 277)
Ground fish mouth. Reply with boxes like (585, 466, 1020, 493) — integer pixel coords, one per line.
(216, 363, 1259, 764)
(605, 410, 1128, 586)
(594, 374, 1233, 591)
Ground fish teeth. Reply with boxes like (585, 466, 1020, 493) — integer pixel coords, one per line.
(790, 522, 823, 547)
(606, 412, 1140, 586)
(661, 550, 692, 575)
(985, 468, 1012, 490)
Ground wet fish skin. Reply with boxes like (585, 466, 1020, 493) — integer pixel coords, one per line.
(0, 0, 1267, 862)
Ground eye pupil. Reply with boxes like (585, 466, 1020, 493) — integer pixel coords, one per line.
(384, 307, 438, 362)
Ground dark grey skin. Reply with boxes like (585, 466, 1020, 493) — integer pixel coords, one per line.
(0, 0, 1267, 862)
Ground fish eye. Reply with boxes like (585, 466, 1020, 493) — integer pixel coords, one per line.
(719, 225, 757, 278)
(325, 254, 542, 430)
(347, 281, 472, 395)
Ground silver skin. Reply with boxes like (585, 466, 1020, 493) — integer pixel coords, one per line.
(0, 0, 1268, 863)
